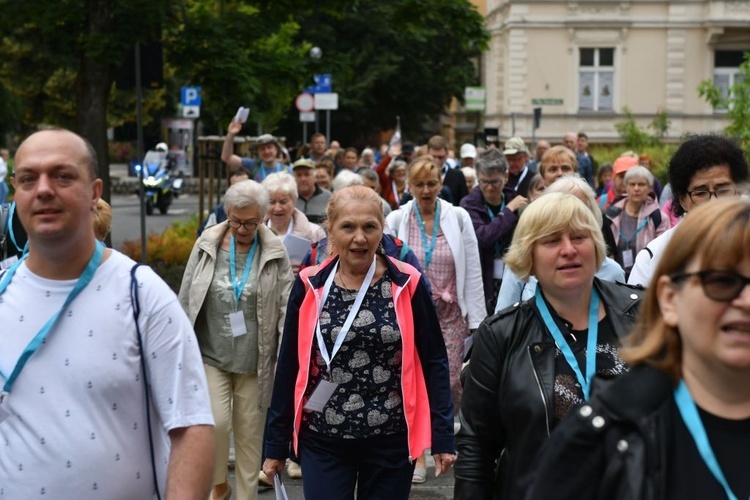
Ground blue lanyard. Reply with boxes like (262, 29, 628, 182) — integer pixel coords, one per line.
(7, 202, 25, 255)
(259, 162, 283, 180)
(0, 241, 104, 394)
(618, 214, 649, 247)
(674, 381, 741, 500)
(535, 287, 600, 400)
(486, 198, 506, 258)
(229, 235, 258, 304)
(414, 201, 440, 269)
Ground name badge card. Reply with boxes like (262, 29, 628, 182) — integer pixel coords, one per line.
(622, 249, 634, 270)
(229, 310, 247, 337)
(493, 258, 505, 279)
(303, 379, 338, 413)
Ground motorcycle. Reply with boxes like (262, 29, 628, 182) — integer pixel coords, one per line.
(135, 149, 184, 215)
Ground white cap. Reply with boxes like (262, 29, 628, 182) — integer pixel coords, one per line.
(460, 143, 477, 159)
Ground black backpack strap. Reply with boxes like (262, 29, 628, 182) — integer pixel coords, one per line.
(130, 263, 162, 500)
(649, 209, 661, 229)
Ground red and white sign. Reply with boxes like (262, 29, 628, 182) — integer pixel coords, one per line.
(295, 93, 315, 112)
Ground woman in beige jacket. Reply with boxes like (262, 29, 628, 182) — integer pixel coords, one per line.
(178, 179, 293, 500)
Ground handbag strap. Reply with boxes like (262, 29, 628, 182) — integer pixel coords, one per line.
(130, 263, 162, 500)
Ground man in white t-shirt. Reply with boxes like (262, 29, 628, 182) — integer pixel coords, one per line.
(628, 134, 749, 286)
(0, 129, 215, 499)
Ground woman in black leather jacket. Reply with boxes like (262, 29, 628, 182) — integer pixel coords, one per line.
(454, 192, 644, 500)
(528, 197, 750, 499)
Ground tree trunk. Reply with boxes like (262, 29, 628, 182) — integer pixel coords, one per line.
(76, 0, 115, 203)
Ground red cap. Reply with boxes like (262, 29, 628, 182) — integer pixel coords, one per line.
(613, 156, 638, 176)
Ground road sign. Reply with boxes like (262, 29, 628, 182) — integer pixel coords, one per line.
(183, 105, 200, 118)
(296, 93, 315, 112)
(181, 86, 202, 106)
(304, 74, 332, 94)
(531, 98, 563, 105)
(299, 112, 316, 122)
(314, 93, 339, 110)
(464, 86, 486, 111)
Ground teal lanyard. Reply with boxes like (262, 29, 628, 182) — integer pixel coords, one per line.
(414, 201, 440, 270)
(534, 287, 600, 400)
(673, 381, 741, 500)
(0, 241, 104, 394)
(618, 215, 649, 248)
(229, 235, 258, 304)
(259, 162, 283, 180)
(485, 197, 506, 258)
(7, 202, 26, 255)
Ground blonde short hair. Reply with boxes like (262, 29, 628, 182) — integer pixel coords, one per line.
(545, 175, 603, 226)
(93, 198, 112, 241)
(408, 155, 440, 183)
(504, 192, 606, 281)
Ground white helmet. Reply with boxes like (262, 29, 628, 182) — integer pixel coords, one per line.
(155, 142, 168, 152)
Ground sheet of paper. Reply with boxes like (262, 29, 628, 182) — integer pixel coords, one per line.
(282, 233, 313, 264)
(303, 379, 338, 413)
(274, 474, 289, 500)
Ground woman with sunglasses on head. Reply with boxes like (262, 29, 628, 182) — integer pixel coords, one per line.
(528, 196, 750, 500)
(179, 179, 294, 500)
(386, 155, 485, 484)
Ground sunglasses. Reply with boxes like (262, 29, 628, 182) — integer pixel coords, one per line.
(670, 269, 750, 302)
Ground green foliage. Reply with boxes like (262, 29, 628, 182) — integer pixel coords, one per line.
(279, 0, 490, 144)
(589, 143, 676, 185)
(698, 52, 750, 152)
(120, 215, 200, 293)
(614, 106, 671, 152)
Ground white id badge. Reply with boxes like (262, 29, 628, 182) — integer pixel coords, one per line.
(493, 258, 505, 279)
(622, 249, 634, 270)
(229, 310, 247, 337)
(0, 396, 12, 425)
(303, 379, 338, 412)
(0, 255, 19, 271)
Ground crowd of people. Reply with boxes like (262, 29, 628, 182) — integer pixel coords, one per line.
(1, 124, 749, 500)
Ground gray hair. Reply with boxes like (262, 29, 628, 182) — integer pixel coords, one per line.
(546, 174, 602, 226)
(624, 165, 654, 186)
(387, 159, 408, 177)
(358, 168, 379, 184)
(223, 179, 269, 215)
(332, 170, 364, 191)
(261, 171, 298, 202)
(475, 148, 508, 176)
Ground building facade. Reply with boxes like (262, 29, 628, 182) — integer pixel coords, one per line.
(473, 0, 750, 144)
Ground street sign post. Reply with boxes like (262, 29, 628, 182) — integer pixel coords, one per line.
(531, 98, 563, 105)
(464, 86, 486, 111)
(296, 93, 315, 112)
(314, 93, 338, 142)
(181, 86, 202, 106)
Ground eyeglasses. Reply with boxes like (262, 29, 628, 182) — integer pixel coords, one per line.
(478, 178, 503, 187)
(228, 219, 259, 230)
(670, 269, 750, 302)
(412, 180, 440, 190)
(687, 186, 737, 204)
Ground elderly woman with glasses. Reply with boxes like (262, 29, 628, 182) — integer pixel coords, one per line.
(528, 197, 750, 500)
(460, 148, 528, 314)
(386, 155, 485, 484)
(179, 179, 293, 500)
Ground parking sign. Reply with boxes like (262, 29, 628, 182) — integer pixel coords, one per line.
(181, 86, 202, 106)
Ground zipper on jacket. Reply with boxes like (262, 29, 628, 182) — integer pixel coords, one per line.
(392, 273, 415, 462)
(528, 347, 551, 437)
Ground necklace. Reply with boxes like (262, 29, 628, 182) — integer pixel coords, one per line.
(337, 268, 350, 289)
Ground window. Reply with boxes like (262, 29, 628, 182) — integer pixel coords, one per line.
(578, 48, 614, 111)
(713, 50, 746, 111)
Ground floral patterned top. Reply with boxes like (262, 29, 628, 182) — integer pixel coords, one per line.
(302, 273, 407, 439)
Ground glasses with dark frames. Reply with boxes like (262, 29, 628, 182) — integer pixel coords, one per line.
(686, 186, 737, 204)
(228, 219, 259, 230)
(670, 269, 750, 302)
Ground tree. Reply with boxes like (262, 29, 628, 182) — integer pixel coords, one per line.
(277, 0, 490, 145)
(614, 106, 671, 151)
(698, 52, 750, 152)
(0, 0, 167, 202)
